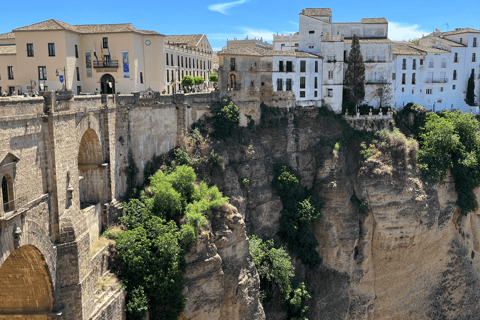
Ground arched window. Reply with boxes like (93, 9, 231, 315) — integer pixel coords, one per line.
(229, 74, 237, 90)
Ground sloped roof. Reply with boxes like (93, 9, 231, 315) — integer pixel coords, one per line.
(0, 32, 15, 40)
(392, 43, 425, 55)
(12, 19, 163, 36)
(441, 28, 480, 36)
(430, 36, 467, 47)
(344, 38, 392, 44)
(165, 35, 204, 48)
(301, 8, 332, 17)
(219, 46, 265, 56)
(414, 45, 449, 53)
(219, 47, 320, 59)
(361, 18, 388, 24)
(0, 45, 16, 55)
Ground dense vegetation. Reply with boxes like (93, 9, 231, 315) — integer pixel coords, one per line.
(272, 163, 322, 269)
(249, 236, 312, 320)
(111, 164, 228, 320)
(204, 98, 240, 140)
(417, 111, 480, 214)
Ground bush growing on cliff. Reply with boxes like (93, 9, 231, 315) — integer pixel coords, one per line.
(272, 163, 322, 269)
(417, 111, 480, 214)
(207, 98, 239, 140)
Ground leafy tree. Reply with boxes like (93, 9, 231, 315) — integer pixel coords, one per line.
(286, 282, 312, 320)
(465, 69, 476, 106)
(181, 75, 194, 89)
(208, 73, 218, 83)
(193, 76, 204, 88)
(344, 34, 366, 112)
(272, 164, 322, 268)
(417, 111, 480, 214)
(207, 98, 240, 140)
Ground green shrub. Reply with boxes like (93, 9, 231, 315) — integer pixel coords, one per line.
(242, 178, 250, 186)
(272, 164, 322, 269)
(334, 142, 340, 151)
(175, 149, 193, 167)
(207, 99, 239, 140)
(285, 282, 312, 320)
(417, 111, 480, 214)
(210, 149, 224, 170)
(125, 286, 149, 320)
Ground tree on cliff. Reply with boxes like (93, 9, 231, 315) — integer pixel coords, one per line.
(465, 69, 476, 106)
(344, 34, 365, 113)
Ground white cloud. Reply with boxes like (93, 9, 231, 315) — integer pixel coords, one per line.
(208, 0, 248, 15)
(388, 21, 430, 41)
(289, 21, 299, 27)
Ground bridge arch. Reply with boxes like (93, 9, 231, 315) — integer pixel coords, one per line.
(0, 245, 54, 315)
(78, 128, 104, 206)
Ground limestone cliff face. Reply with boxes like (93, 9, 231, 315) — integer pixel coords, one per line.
(205, 108, 480, 319)
(179, 204, 265, 320)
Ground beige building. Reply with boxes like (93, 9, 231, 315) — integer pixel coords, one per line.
(164, 35, 213, 94)
(0, 19, 166, 95)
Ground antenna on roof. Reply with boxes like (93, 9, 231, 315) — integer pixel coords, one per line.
(445, 23, 449, 31)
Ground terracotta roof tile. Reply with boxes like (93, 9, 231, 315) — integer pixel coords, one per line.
(165, 35, 204, 48)
(0, 32, 15, 40)
(361, 18, 388, 24)
(392, 43, 425, 55)
(0, 45, 16, 55)
(301, 8, 332, 17)
(413, 45, 448, 53)
(344, 38, 392, 44)
(430, 36, 466, 47)
(218, 46, 266, 56)
(441, 28, 480, 36)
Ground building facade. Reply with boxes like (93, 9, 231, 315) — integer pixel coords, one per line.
(0, 19, 167, 96)
(164, 35, 214, 94)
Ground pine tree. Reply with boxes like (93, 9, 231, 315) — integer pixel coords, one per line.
(344, 34, 366, 112)
(465, 69, 476, 106)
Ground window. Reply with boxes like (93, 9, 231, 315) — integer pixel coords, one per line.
(426, 88, 432, 94)
(300, 91, 305, 97)
(38, 66, 46, 80)
(48, 43, 55, 56)
(429, 58, 433, 68)
(402, 59, 406, 70)
(276, 78, 283, 91)
(230, 58, 235, 71)
(75, 45, 78, 58)
(181, 56, 184, 67)
(420, 58, 423, 66)
(295, 43, 298, 47)
(453, 70, 457, 80)
(309, 46, 314, 49)
(402, 73, 406, 85)
(309, 30, 315, 34)
(140, 72, 143, 84)
(8, 66, 13, 80)
(314, 91, 317, 97)
(27, 43, 34, 57)
(327, 89, 333, 97)
(8, 87, 15, 95)
(412, 73, 416, 85)
(77, 86, 81, 95)
(203, 61, 205, 70)
(412, 59, 416, 70)
(300, 77, 305, 89)
(460, 38, 463, 44)
(189, 58, 191, 68)
(454, 52, 458, 63)
(412, 88, 415, 94)
(286, 61, 293, 72)
(315, 61, 318, 73)
(440, 87, 444, 92)
(402, 87, 405, 92)
(441, 58, 446, 68)
(279, 60, 284, 72)
(171, 54, 173, 66)
(379, 51, 385, 62)
(167, 70, 169, 82)
(171, 70, 173, 82)
(177, 56, 180, 66)
(473, 53, 476, 62)
(300, 61, 306, 72)
(314, 77, 318, 89)
(103, 37, 108, 48)
(2, 175, 13, 212)
(286, 78, 292, 91)
(196, 59, 199, 68)
(76, 67, 80, 81)
(166, 53, 169, 65)
(392, 73, 396, 80)
(251, 81, 254, 87)
(453, 85, 456, 90)
(328, 70, 333, 79)
(437, 99, 442, 103)
(185, 57, 187, 68)
(281, 44, 285, 47)
(474, 37, 477, 47)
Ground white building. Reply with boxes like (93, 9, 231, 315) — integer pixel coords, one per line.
(164, 35, 214, 94)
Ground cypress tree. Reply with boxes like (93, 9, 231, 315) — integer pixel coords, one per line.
(465, 69, 476, 106)
(344, 34, 366, 112)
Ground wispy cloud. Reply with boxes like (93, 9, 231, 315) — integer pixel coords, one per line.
(208, 0, 248, 15)
(289, 21, 299, 27)
(388, 22, 430, 41)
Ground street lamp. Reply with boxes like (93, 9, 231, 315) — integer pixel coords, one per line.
(55, 67, 67, 91)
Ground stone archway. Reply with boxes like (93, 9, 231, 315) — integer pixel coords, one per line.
(100, 74, 115, 94)
(0, 245, 54, 316)
(78, 128, 104, 207)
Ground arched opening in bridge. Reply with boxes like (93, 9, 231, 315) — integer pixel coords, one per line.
(2, 174, 14, 212)
(100, 74, 115, 94)
(0, 245, 54, 316)
(78, 128, 104, 208)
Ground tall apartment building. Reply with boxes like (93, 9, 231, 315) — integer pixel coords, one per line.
(0, 19, 167, 95)
(220, 8, 480, 113)
(164, 34, 214, 94)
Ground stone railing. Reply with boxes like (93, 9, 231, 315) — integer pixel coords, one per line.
(343, 108, 394, 120)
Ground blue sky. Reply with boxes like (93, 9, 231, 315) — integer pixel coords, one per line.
(1, 0, 479, 52)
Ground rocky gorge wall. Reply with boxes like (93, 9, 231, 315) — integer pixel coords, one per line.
(196, 107, 480, 320)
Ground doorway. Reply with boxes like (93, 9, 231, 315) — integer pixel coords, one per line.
(100, 74, 115, 94)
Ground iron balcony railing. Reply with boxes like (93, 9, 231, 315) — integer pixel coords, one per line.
(93, 60, 119, 68)
(230, 65, 236, 71)
(276, 67, 294, 72)
(366, 79, 390, 84)
(425, 78, 448, 83)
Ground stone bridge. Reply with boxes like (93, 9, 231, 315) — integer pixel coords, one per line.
(0, 90, 220, 319)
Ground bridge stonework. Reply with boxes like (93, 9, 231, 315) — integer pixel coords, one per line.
(0, 91, 220, 319)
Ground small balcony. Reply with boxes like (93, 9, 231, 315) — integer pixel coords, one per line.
(276, 67, 294, 72)
(230, 65, 236, 71)
(425, 78, 448, 84)
(93, 60, 119, 68)
(366, 57, 387, 63)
